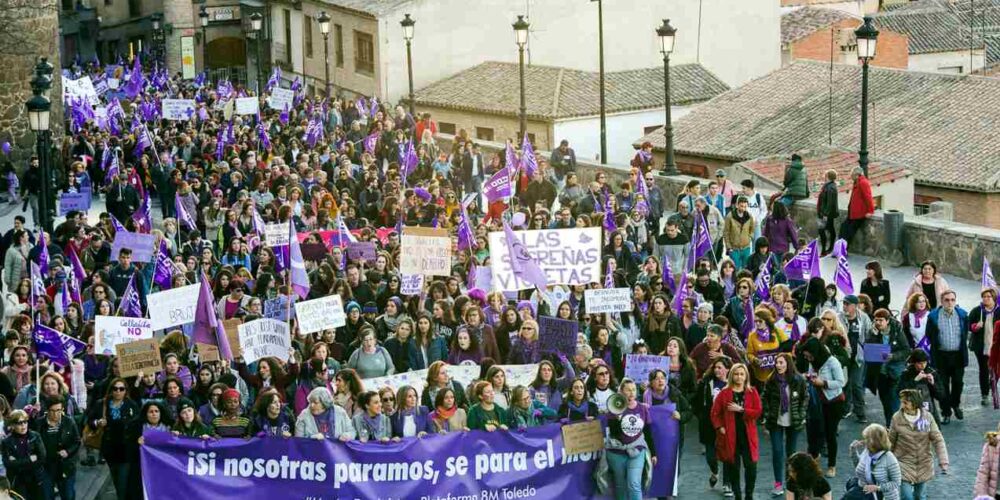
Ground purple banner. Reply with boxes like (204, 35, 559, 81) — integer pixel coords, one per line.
(648, 405, 681, 497)
(59, 192, 92, 215)
(537, 315, 578, 358)
(110, 231, 156, 262)
(346, 241, 377, 263)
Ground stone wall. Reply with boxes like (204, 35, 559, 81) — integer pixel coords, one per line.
(437, 133, 1000, 281)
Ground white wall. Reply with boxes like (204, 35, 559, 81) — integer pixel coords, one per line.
(780, 0, 877, 17)
(909, 50, 986, 74)
(552, 107, 694, 166)
(379, 0, 779, 103)
(270, 5, 305, 74)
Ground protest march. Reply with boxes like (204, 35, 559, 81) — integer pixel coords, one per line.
(1, 50, 998, 500)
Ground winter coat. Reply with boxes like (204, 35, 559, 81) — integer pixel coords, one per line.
(926, 306, 970, 367)
(762, 216, 799, 255)
(969, 304, 1000, 356)
(888, 408, 948, 484)
(710, 386, 762, 463)
(847, 175, 875, 220)
(389, 406, 434, 437)
(762, 373, 809, 431)
(782, 160, 809, 199)
(294, 405, 355, 440)
(407, 336, 449, 370)
(817, 180, 839, 219)
(897, 365, 942, 424)
(723, 211, 755, 250)
(864, 318, 910, 386)
(853, 449, 901, 500)
(33, 414, 81, 477)
(904, 275, 950, 312)
(975, 439, 1000, 497)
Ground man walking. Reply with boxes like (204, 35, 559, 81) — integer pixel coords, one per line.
(841, 167, 875, 246)
(839, 295, 872, 423)
(926, 289, 969, 424)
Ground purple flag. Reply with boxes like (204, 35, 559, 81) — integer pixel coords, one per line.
(355, 97, 367, 116)
(266, 66, 281, 93)
(363, 132, 379, 154)
(176, 194, 197, 230)
(604, 265, 614, 289)
(602, 192, 617, 240)
(521, 135, 538, 177)
(67, 247, 86, 284)
(60, 280, 71, 314)
(288, 220, 310, 299)
(215, 129, 226, 161)
(32, 323, 70, 367)
(484, 168, 512, 202)
(672, 271, 688, 316)
(984, 256, 997, 292)
(192, 272, 234, 361)
(369, 96, 380, 117)
(755, 261, 772, 302)
(687, 211, 712, 270)
(30, 262, 45, 306)
(740, 298, 756, 342)
(402, 141, 419, 180)
(279, 104, 290, 125)
(117, 273, 143, 317)
(153, 239, 173, 290)
(35, 231, 49, 276)
(60, 330, 87, 359)
(457, 205, 475, 251)
(132, 192, 151, 233)
(503, 220, 548, 291)
(832, 239, 854, 295)
(662, 257, 676, 295)
(66, 266, 82, 305)
(783, 239, 821, 281)
(504, 142, 519, 178)
(109, 214, 126, 234)
(303, 117, 324, 148)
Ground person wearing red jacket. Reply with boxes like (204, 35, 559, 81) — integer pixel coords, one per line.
(711, 363, 763, 500)
(841, 167, 875, 247)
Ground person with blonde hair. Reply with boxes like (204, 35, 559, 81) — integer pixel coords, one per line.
(889, 389, 948, 500)
(711, 363, 762, 500)
(852, 424, 901, 500)
(974, 421, 1000, 498)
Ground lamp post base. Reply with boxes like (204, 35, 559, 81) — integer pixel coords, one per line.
(659, 166, 680, 176)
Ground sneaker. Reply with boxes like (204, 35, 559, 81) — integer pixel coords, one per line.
(955, 408, 964, 420)
(722, 485, 734, 497)
(826, 466, 837, 478)
(709, 473, 718, 488)
(771, 483, 784, 496)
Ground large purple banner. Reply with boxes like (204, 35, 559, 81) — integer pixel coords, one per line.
(142, 408, 679, 498)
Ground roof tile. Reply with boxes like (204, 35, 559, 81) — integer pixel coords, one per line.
(782, 7, 858, 45)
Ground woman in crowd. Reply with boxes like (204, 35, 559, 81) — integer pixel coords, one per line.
(446, 326, 483, 365)
(410, 313, 448, 370)
(236, 355, 297, 403)
(421, 361, 467, 410)
(295, 387, 355, 441)
(974, 421, 1000, 498)
(250, 391, 295, 438)
(390, 385, 431, 439)
(484, 366, 511, 410)
(558, 378, 598, 422)
(902, 293, 932, 355)
(586, 363, 618, 414)
(889, 389, 948, 500)
(689, 324, 743, 379)
(171, 398, 212, 439)
(784, 452, 832, 500)
(762, 353, 808, 496)
(746, 308, 788, 386)
(2, 409, 46, 499)
(969, 287, 1000, 407)
(89, 377, 137, 500)
(125, 400, 172, 498)
(507, 385, 555, 430)
(606, 378, 656, 500)
(346, 329, 395, 379)
(429, 388, 467, 434)
(711, 363, 762, 500)
(904, 260, 949, 311)
(211, 388, 251, 438)
(799, 337, 845, 478)
(860, 261, 891, 313)
(352, 391, 392, 443)
(694, 357, 732, 491)
(384, 318, 416, 374)
(467, 381, 508, 432)
(509, 319, 542, 365)
(852, 424, 902, 500)
(529, 355, 575, 410)
(333, 369, 364, 416)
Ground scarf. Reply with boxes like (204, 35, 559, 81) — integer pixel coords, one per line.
(566, 398, 590, 418)
(786, 317, 802, 342)
(755, 327, 772, 343)
(775, 373, 790, 413)
(361, 412, 384, 437)
(9, 364, 30, 391)
(642, 386, 668, 406)
(910, 309, 928, 328)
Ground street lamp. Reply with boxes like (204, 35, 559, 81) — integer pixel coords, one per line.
(592, 0, 607, 164)
(26, 63, 53, 233)
(401, 14, 416, 118)
(199, 7, 209, 72)
(151, 13, 164, 66)
(512, 15, 529, 142)
(251, 12, 264, 93)
(855, 16, 878, 178)
(318, 11, 331, 97)
(656, 19, 678, 176)
(34, 57, 54, 100)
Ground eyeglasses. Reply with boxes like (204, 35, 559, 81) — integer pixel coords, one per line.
(112, 386, 127, 392)
(381, 397, 394, 403)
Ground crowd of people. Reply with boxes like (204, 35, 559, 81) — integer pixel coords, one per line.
(0, 58, 992, 500)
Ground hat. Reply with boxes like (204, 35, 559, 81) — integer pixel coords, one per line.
(715, 169, 727, 177)
(345, 301, 361, 314)
(844, 295, 860, 305)
(363, 302, 378, 314)
(222, 388, 241, 401)
(177, 398, 196, 414)
(907, 349, 929, 363)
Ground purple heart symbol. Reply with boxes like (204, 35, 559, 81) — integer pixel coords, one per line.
(579, 234, 592, 244)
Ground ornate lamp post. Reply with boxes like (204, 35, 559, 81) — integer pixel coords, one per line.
(855, 16, 879, 178)
(251, 12, 264, 93)
(401, 14, 416, 117)
(656, 19, 678, 176)
(26, 62, 53, 232)
(512, 15, 530, 141)
(318, 12, 331, 97)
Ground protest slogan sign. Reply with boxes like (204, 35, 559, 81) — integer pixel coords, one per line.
(147, 284, 200, 331)
(489, 227, 602, 291)
(537, 316, 579, 358)
(161, 99, 197, 121)
(561, 420, 604, 455)
(584, 288, 633, 314)
(264, 222, 290, 247)
(116, 338, 163, 378)
(63, 76, 99, 106)
(94, 316, 153, 356)
(365, 365, 537, 398)
(110, 231, 156, 262)
(400, 227, 451, 276)
(59, 192, 91, 215)
(295, 295, 346, 334)
(196, 342, 220, 363)
(223, 319, 243, 358)
(346, 241, 377, 263)
(263, 295, 295, 321)
(237, 318, 291, 363)
(268, 87, 294, 111)
(400, 274, 425, 296)
(235, 97, 259, 115)
(142, 405, 680, 498)
(624, 354, 671, 383)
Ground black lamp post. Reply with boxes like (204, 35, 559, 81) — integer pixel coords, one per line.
(656, 19, 678, 176)
(199, 6, 209, 71)
(26, 61, 53, 232)
(512, 15, 530, 141)
(401, 14, 416, 118)
(592, 0, 607, 164)
(855, 16, 879, 178)
(318, 12, 331, 97)
(250, 12, 264, 93)
(151, 13, 164, 67)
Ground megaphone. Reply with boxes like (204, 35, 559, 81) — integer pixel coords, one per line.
(607, 394, 627, 415)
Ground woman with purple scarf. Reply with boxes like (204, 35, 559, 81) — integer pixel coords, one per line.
(643, 368, 687, 500)
(528, 354, 575, 410)
(390, 385, 432, 439)
(902, 293, 932, 357)
(762, 353, 808, 496)
(968, 288, 999, 406)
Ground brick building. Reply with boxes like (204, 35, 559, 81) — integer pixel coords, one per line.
(632, 61, 1000, 228)
(782, 7, 909, 68)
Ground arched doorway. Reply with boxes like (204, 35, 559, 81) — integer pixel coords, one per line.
(205, 37, 247, 85)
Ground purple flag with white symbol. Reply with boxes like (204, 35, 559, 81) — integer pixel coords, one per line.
(30, 262, 44, 309)
(132, 191, 151, 233)
(369, 96, 380, 117)
(832, 239, 854, 295)
(279, 104, 290, 125)
(303, 117, 324, 148)
(984, 256, 997, 292)
(484, 168, 512, 202)
(35, 231, 49, 276)
(672, 271, 688, 316)
(457, 205, 476, 251)
(755, 261, 772, 302)
(288, 219, 310, 299)
(67, 247, 86, 284)
(520, 135, 538, 177)
(266, 67, 281, 93)
(117, 273, 143, 317)
(363, 132, 379, 154)
(503, 220, 548, 291)
(176, 194, 197, 230)
(104, 152, 120, 184)
(153, 239, 173, 290)
(33, 323, 70, 367)
(192, 271, 233, 360)
(783, 239, 821, 281)
(602, 192, 617, 241)
(109, 215, 126, 234)
(687, 211, 712, 270)
(740, 298, 756, 342)
(504, 142, 519, 178)
(662, 257, 676, 295)
(402, 141, 419, 180)
(604, 265, 614, 289)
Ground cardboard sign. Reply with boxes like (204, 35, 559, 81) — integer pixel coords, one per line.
(488, 227, 603, 291)
(237, 318, 291, 363)
(584, 288, 633, 314)
(110, 231, 156, 262)
(116, 338, 162, 378)
(196, 342, 220, 363)
(537, 316, 579, 358)
(94, 316, 153, 356)
(264, 222, 290, 247)
(146, 284, 200, 331)
(400, 227, 452, 276)
(162, 99, 197, 121)
(268, 87, 294, 111)
(235, 97, 259, 115)
(400, 274, 425, 296)
(223, 319, 243, 358)
(561, 420, 605, 455)
(346, 241, 377, 263)
(624, 354, 671, 384)
(263, 295, 296, 321)
(59, 192, 91, 215)
(295, 295, 346, 334)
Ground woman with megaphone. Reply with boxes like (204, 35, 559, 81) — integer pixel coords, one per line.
(711, 363, 763, 500)
(605, 378, 657, 500)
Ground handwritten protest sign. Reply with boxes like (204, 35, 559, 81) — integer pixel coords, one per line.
(400, 274, 425, 296)
(235, 97, 259, 115)
(63, 76, 99, 106)
(161, 99, 197, 121)
(263, 295, 295, 321)
(116, 339, 163, 378)
(264, 222, 290, 247)
(364, 364, 538, 399)
(196, 342, 220, 363)
(268, 87, 294, 111)
(59, 192, 91, 215)
(110, 231, 156, 262)
(537, 316, 579, 358)
(561, 420, 605, 455)
(237, 318, 291, 363)
(400, 227, 452, 276)
(584, 288, 633, 314)
(94, 316, 153, 356)
(147, 284, 200, 331)
(489, 227, 602, 291)
(624, 354, 671, 383)
(346, 241, 377, 263)
(295, 295, 346, 334)
(223, 319, 243, 358)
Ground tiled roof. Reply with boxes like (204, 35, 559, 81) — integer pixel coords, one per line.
(735, 147, 912, 193)
(633, 61, 1000, 192)
(782, 7, 858, 45)
(410, 61, 729, 121)
(781, 0, 854, 5)
(872, 6, 973, 53)
(317, 0, 413, 17)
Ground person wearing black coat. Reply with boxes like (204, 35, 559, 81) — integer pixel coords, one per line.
(967, 288, 998, 406)
(33, 395, 80, 500)
(816, 172, 839, 255)
(897, 349, 943, 425)
(125, 400, 173, 500)
(1, 409, 47, 500)
(691, 357, 733, 489)
(104, 172, 140, 225)
(87, 380, 139, 500)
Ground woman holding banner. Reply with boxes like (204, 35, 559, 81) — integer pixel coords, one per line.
(559, 379, 598, 422)
(390, 386, 432, 439)
(508, 385, 555, 429)
(605, 378, 657, 500)
(429, 388, 467, 434)
(250, 390, 295, 438)
(467, 381, 509, 432)
(295, 387, 355, 441)
(421, 361, 467, 410)
(173, 399, 212, 439)
(352, 391, 392, 443)
(529, 355, 575, 410)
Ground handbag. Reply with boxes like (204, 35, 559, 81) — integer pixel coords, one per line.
(841, 477, 882, 500)
(82, 403, 106, 450)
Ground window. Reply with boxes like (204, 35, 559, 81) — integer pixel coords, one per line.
(938, 65, 963, 74)
(439, 122, 457, 135)
(354, 30, 374, 74)
(334, 25, 344, 67)
(61, 0, 73, 11)
(128, 0, 140, 17)
(283, 9, 292, 63)
(873, 195, 883, 210)
(105, 0, 112, 5)
(475, 127, 495, 142)
(304, 16, 313, 58)
(914, 194, 942, 215)
(643, 125, 664, 135)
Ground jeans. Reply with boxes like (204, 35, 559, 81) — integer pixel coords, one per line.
(900, 480, 927, 500)
(818, 216, 837, 254)
(46, 468, 76, 500)
(846, 360, 867, 416)
(769, 426, 801, 485)
(607, 449, 647, 500)
(935, 351, 965, 416)
(730, 247, 752, 270)
(109, 462, 130, 500)
(878, 376, 901, 426)
(723, 445, 757, 500)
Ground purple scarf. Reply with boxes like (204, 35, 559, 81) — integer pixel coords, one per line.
(642, 386, 669, 406)
(911, 309, 928, 328)
(361, 413, 384, 437)
(775, 373, 790, 413)
(756, 327, 772, 343)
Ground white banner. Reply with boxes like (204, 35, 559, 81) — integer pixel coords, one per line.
(584, 288, 634, 314)
(237, 318, 291, 363)
(400, 227, 452, 276)
(147, 284, 200, 330)
(363, 364, 538, 397)
(181, 36, 196, 80)
(63, 76, 99, 106)
(264, 222, 290, 247)
(94, 316, 153, 356)
(161, 99, 197, 121)
(295, 295, 346, 334)
(268, 87, 294, 111)
(236, 97, 259, 115)
(488, 227, 603, 291)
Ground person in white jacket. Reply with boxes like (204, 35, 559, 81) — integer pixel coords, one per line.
(295, 387, 355, 441)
